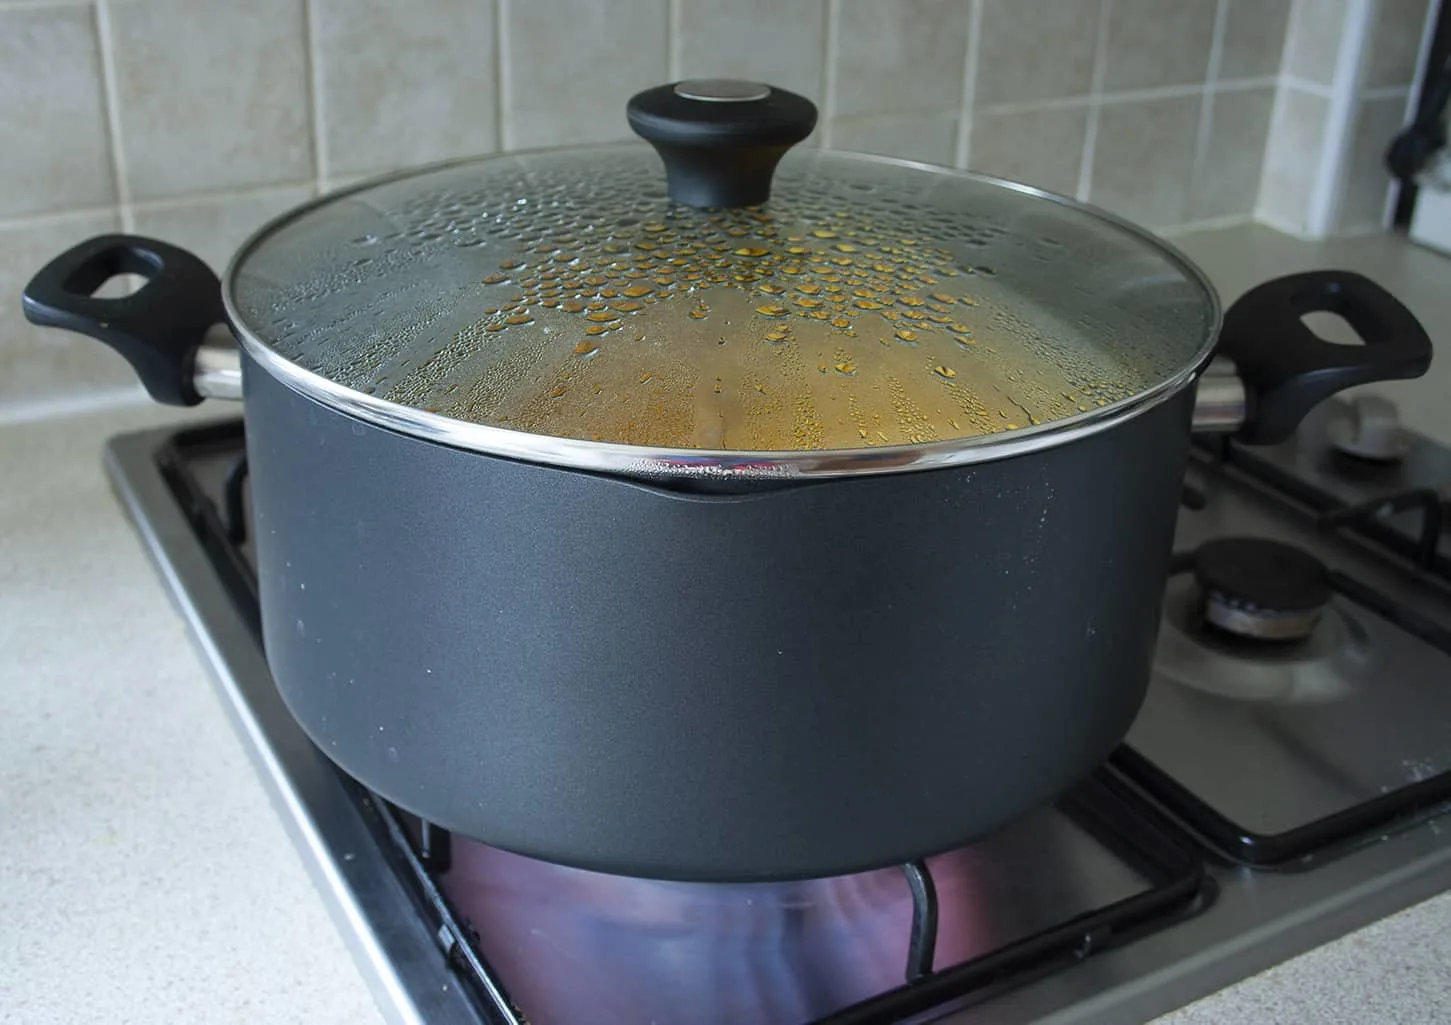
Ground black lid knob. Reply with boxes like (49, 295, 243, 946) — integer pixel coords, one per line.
(627, 80, 818, 208)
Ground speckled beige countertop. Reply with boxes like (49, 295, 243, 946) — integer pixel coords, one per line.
(1, 224, 1450, 1025)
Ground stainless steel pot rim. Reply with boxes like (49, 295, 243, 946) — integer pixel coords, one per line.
(221, 147, 1223, 480)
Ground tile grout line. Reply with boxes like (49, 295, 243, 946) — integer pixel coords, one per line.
(973, 78, 1270, 119)
(1307, 0, 1375, 236)
(953, 0, 983, 169)
(829, 77, 1271, 128)
(92, 0, 133, 232)
(0, 0, 91, 12)
(1076, 0, 1113, 202)
(820, 0, 839, 147)
(0, 181, 323, 236)
(1187, 0, 1231, 216)
(666, 0, 681, 79)
(1280, 73, 1338, 97)
(496, 0, 513, 151)
(1359, 83, 1414, 100)
(0, 204, 125, 234)
(302, 0, 329, 189)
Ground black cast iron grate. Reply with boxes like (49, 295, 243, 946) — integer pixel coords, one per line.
(154, 418, 1213, 1025)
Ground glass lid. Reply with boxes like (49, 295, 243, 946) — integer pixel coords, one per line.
(224, 81, 1218, 478)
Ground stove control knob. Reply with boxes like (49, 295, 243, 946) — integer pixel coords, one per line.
(1328, 395, 1411, 462)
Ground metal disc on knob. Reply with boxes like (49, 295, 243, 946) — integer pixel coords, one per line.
(1193, 537, 1332, 642)
(673, 79, 772, 102)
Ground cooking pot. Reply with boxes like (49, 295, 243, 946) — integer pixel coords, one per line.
(24, 82, 1432, 880)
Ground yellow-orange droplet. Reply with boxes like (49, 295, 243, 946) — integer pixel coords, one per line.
(734, 247, 769, 257)
(505, 313, 533, 325)
(834, 361, 857, 375)
(548, 385, 567, 397)
(612, 300, 644, 312)
(933, 365, 956, 379)
(622, 284, 652, 298)
(585, 311, 619, 323)
(485, 323, 507, 333)
(755, 304, 789, 318)
(854, 299, 883, 310)
(896, 329, 919, 343)
(574, 340, 599, 355)
(812, 229, 838, 239)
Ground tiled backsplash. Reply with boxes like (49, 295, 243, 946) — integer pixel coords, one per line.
(1258, 0, 1432, 235)
(0, 0, 1430, 413)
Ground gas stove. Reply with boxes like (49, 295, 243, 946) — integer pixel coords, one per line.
(103, 396, 1451, 1024)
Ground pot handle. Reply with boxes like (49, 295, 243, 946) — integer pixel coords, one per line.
(22, 234, 225, 406)
(1216, 270, 1432, 444)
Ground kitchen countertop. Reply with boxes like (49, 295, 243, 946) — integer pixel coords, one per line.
(2, 223, 1450, 1025)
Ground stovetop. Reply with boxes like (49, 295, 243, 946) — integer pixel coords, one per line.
(103, 397, 1451, 1024)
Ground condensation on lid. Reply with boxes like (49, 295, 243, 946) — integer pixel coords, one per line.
(224, 145, 1217, 456)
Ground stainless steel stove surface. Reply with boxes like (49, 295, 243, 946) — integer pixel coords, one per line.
(103, 396, 1451, 1025)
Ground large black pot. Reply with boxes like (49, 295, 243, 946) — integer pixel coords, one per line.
(21, 83, 1433, 880)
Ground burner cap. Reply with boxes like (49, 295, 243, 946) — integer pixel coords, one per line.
(1193, 538, 1331, 642)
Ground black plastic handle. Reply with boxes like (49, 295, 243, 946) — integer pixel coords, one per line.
(1217, 270, 1433, 445)
(627, 80, 817, 208)
(22, 234, 224, 406)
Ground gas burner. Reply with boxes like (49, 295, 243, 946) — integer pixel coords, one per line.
(1193, 537, 1332, 642)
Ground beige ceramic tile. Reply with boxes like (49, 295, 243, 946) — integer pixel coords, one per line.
(1283, 0, 1348, 85)
(968, 104, 1089, 197)
(1090, 95, 1202, 227)
(1218, 0, 1292, 80)
(831, 0, 971, 117)
(108, 0, 312, 200)
(675, 0, 826, 101)
(1364, 0, 1430, 88)
(131, 186, 316, 274)
(315, 0, 498, 177)
(1192, 87, 1275, 219)
(1255, 87, 1330, 233)
(830, 113, 960, 166)
(1102, 0, 1217, 92)
(0, 6, 114, 218)
(974, 0, 1102, 107)
(0, 214, 138, 408)
(501, 0, 667, 149)
(1336, 92, 1411, 231)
